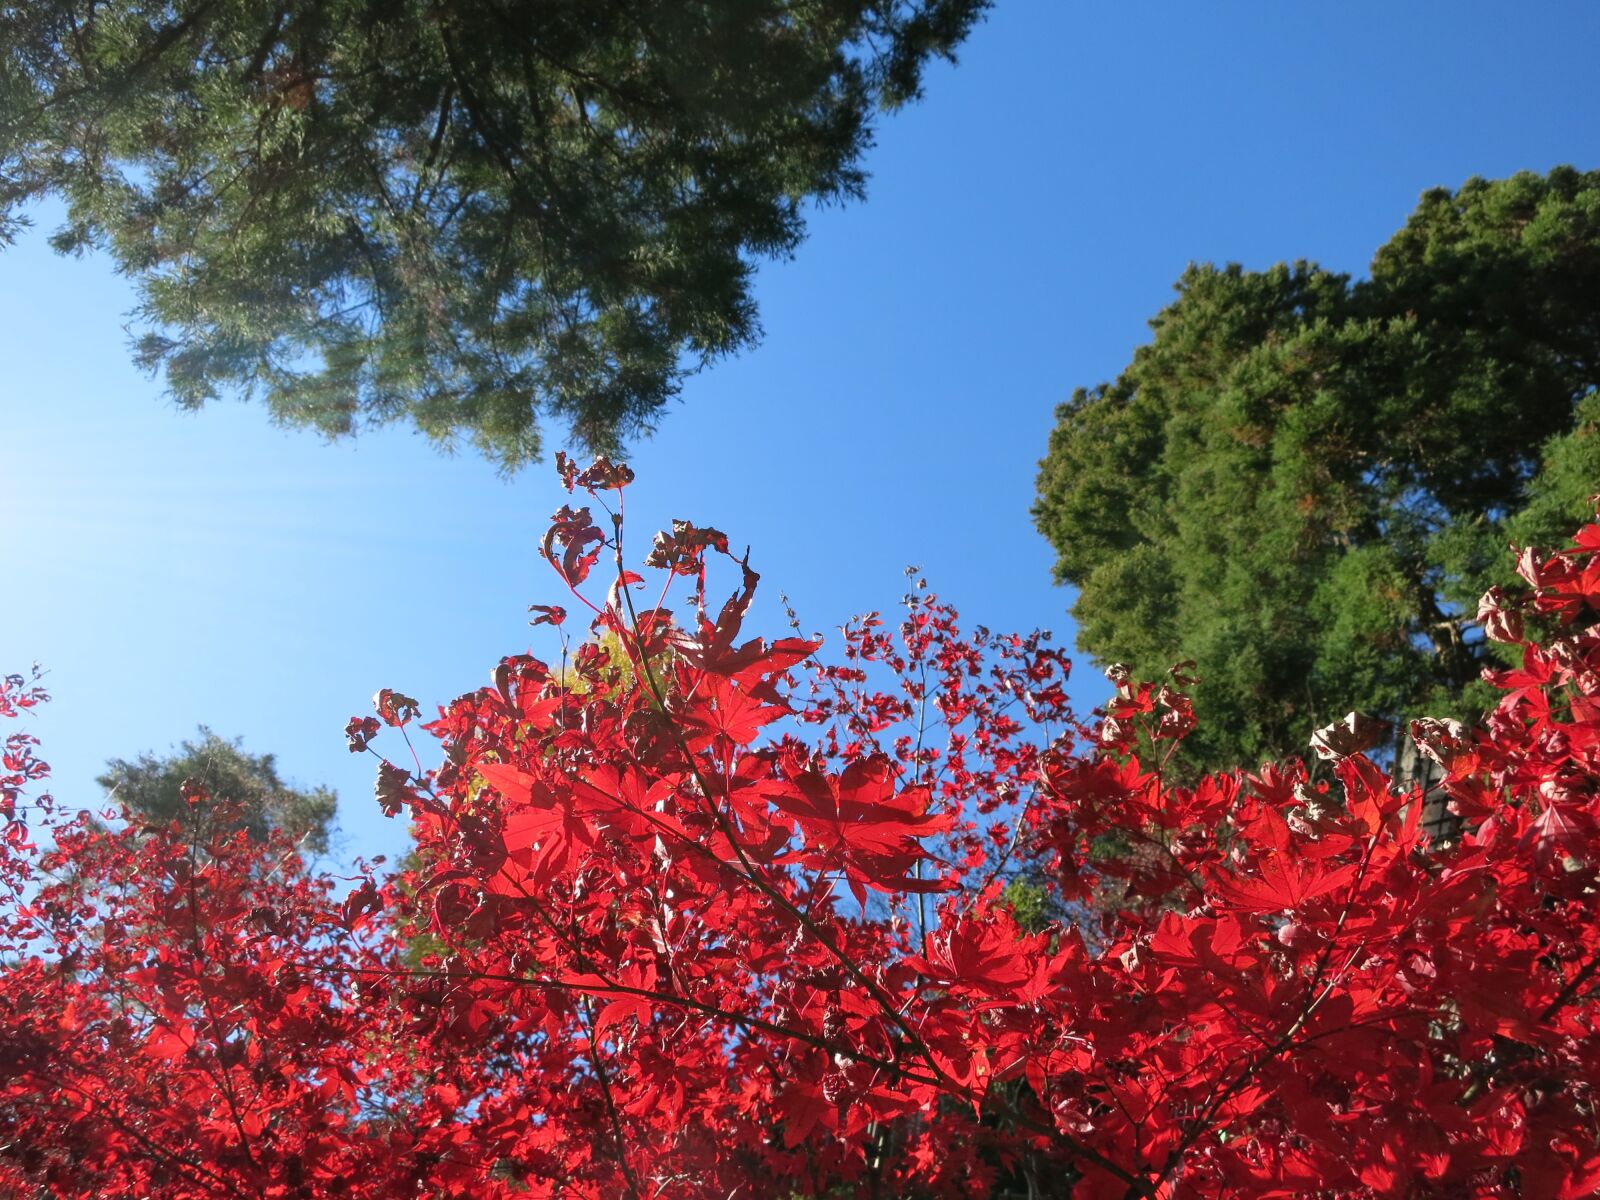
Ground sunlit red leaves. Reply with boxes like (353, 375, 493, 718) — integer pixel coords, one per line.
(0, 667, 47, 718)
(9, 473, 1600, 1199)
(697, 754, 796, 863)
(0, 756, 417, 1198)
(1518, 541, 1600, 622)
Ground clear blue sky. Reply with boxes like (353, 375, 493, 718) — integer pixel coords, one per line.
(4, 2, 1597, 868)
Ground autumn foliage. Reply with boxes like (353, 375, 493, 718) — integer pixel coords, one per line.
(4, 462, 1600, 1197)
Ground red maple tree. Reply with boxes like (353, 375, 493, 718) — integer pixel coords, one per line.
(2, 460, 1598, 1197)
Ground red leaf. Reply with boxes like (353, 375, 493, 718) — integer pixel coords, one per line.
(1214, 809, 1357, 911)
(527, 604, 567, 627)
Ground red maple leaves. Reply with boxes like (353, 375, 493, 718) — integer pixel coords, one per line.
(3, 465, 1600, 1197)
(777, 756, 951, 903)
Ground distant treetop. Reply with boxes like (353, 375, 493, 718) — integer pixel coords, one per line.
(1, 0, 987, 468)
(98, 727, 337, 854)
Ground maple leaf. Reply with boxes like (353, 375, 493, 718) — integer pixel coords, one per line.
(673, 632, 818, 692)
(542, 505, 605, 587)
(572, 455, 635, 492)
(1213, 808, 1357, 911)
(644, 519, 729, 574)
(374, 760, 413, 817)
(527, 604, 567, 627)
(777, 755, 953, 898)
(916, 912, 1041, 999)
(775, 1067, 838, 1148)
(144, 1020, 197, 1061)
(592, 963, 658, 1041)
(681, 675, 788, 748)
(1477, 585, 1525, 644)
(374, 687, 420, 727)
(1409, 716, 1472, 769)
(340, 878, 382, 930)
(1522, 801, 1595, 871)
(476, 761, 596, 887)
(344, 714, 381, 752)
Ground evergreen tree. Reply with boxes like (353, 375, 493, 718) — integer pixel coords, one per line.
(1, 0, 986, 468)
(1035, 168, 1600, 775)
(99, 727, 337, 853)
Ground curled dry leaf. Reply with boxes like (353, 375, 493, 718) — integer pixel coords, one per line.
(1309, 711, 1390, 761)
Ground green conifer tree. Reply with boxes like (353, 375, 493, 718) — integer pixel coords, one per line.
(2, 0, 985, 467)
(1035, 168, 1600, 775)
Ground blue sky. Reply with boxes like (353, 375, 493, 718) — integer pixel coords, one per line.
(4, 1, 1597, 868)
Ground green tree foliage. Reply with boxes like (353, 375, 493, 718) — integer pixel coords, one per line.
(0, 0, 985, 468)
(98, 727, 337, 853)
(1035, 168, 1600, 775)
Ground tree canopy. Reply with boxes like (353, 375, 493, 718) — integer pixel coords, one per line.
(98, 726, 336, 853)
(1034, 167, 1600, 775)
(0, 0, 986, 468)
